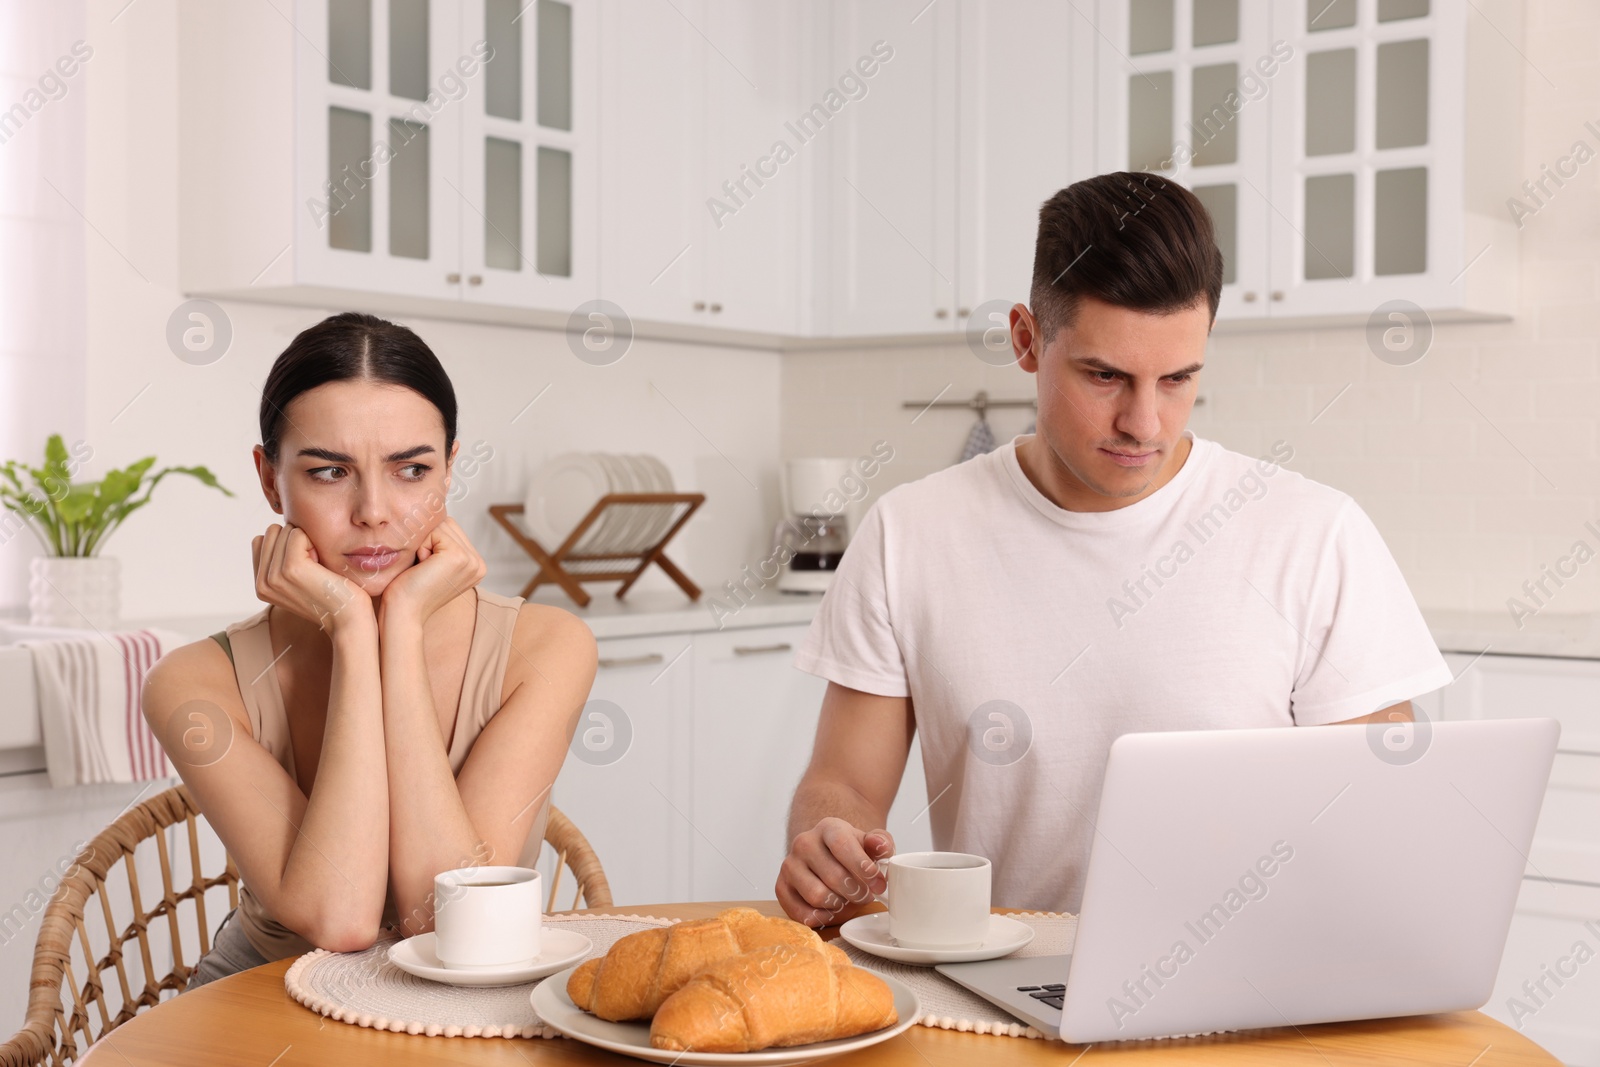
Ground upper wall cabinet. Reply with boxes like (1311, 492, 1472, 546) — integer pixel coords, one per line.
(180, 0, 597, 312)
(818, 0, 958, 337)
(1094, 0, 1521, 326)
(180, 0, 1520, 338)
(596, 0, 803, 335)
(1094, 0, 1276, 320)
(817, 0, 1092, 338)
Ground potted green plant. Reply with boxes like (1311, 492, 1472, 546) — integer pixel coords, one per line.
(0, 434, 233, 628)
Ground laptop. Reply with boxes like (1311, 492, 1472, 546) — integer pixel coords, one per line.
(936, 717, 1559, 1043)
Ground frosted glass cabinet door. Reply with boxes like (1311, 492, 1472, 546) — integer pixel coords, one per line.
(460, 0, 598, 309)
(1094, 0, 1273, 320)
(1266, 0, 1465, 317)
(295, 0, 464, 298)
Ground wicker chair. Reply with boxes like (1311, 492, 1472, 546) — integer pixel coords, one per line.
(1, 784, 612, 1067)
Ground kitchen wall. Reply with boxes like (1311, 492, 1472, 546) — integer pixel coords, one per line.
(0, 0, 786, 621)
(782, 0, 1600, 620)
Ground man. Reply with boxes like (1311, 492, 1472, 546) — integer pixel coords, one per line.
(776, 172, 1453, 926)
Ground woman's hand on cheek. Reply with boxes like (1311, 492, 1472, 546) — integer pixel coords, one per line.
(378, 517, 486, 630)
(253, 523, 373, 635)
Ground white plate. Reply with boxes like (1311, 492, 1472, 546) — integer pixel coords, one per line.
(524, 453, 612, 553)
(582, 454, 624, 555)
(614, 454, 659, 556)
(531, 963, 920, 1066)
(634, 454, 676, 549)
(387, 928, 593, 987)
(603, 453, 648, 555)
(838, 913, 1035, 965)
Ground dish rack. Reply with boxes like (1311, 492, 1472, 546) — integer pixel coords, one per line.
(488, 493, 706, 606)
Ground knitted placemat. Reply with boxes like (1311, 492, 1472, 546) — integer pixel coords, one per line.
(284, 912, 675, 1038)
(835, 911, 1078, 1040)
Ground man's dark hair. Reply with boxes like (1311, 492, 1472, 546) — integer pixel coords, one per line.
(1029, 172, 1224, 346)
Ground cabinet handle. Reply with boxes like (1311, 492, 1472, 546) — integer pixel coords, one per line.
(1271, 291, 1284, 301)
(957, 307, 970, 317)
(709, 302, 722, 313)
(1242, 291, 1257, 302)
(934, 308, 949, 319)
(597, 652, 666, 669)
(469, 275, 483, 286)
(733, 642, 792, 656)
(693, 300, 706, 311)
(446, 272, 462, 284)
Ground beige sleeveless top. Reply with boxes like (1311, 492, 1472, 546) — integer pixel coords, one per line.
(216, 587, 552, 962)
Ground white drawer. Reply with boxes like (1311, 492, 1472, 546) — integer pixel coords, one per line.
(0, 648, 41, 750)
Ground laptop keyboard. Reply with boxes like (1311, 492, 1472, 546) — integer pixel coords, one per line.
(1017, 984, 1065, 1011)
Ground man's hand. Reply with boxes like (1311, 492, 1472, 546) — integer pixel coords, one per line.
(776, 818, 896, 927)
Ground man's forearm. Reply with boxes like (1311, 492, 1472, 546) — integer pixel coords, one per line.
(786, 776, 890, 843)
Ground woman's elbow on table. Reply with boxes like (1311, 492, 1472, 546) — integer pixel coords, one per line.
(303, 913, 383, 954)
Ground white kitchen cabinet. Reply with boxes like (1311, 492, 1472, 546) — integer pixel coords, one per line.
(182, 0, 597, 313)
(1265, 0, 1519, 322)
(1490, 879, 1600, 1067)
(1431, 650, 1600, 1064)
(697, 0, 804, 335)
(458, 0, 598, 308)
(1094, 0, 1520, 327)
(595, 0, 702, 326)
(689, 623, 931, 903)
(820, 0, 958, 336)
(550, 633, 696, 906)
(954, 1, 1093, 323)
(1095, 0, 1275, 320)
(821, 0, 1096, 339)
(596, 0, 802, 333)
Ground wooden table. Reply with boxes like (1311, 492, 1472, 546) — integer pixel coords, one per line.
(81, 901, 1561, 1066)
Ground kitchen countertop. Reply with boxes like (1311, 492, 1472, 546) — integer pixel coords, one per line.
(15, 597, 1598, 659)
(515, 584, 822, 639)
(1422, 609, 1600, 661)
(94, 582, 824, 644)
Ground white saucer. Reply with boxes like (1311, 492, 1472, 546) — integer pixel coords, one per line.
(531, 963, 919, 1065)
(838, 913, 1035, 964)
(387, 927, 593, 986)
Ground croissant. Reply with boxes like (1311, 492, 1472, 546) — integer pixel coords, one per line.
(566, 907, 822, 1021)
(650, 942, 898, 1053)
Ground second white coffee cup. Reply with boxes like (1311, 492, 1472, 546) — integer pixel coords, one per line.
(883, 851, 992, 950)
(433, 865, 542, 970)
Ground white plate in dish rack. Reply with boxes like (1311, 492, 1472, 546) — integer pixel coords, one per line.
(615, 453, 673, 553)
(530, 964, 920, 1066)
(632, 454, 676, 549)
(524, 453, 613, 552)
(602, 453, 651, 555)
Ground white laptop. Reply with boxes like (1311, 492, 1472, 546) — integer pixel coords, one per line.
(936, 717, 1559, 1043)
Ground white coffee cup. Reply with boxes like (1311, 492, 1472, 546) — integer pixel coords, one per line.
(882, 851, 992, 950)
(432, 866, 542, 970)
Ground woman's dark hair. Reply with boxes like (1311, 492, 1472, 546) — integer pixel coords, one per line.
(259, 312, 458, 462)
(1029, 172, 1224, 346)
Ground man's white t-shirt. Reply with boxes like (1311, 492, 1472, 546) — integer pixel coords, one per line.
(792, 432, 1452, 913)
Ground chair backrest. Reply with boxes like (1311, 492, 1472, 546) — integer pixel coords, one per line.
(1, 785, 237, 1067)
(1, 786, 614, 1067)
(541, 805, 613, 911)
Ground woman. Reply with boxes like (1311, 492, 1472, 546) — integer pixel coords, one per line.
(142, 312, 597, 988)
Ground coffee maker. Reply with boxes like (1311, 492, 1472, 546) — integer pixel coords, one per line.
(772, 458, 855, 593)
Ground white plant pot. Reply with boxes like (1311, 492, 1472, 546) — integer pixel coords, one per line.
(29, 556, 121, 630)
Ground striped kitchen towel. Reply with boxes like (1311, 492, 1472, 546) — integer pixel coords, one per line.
(17, 629, 186, 788)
